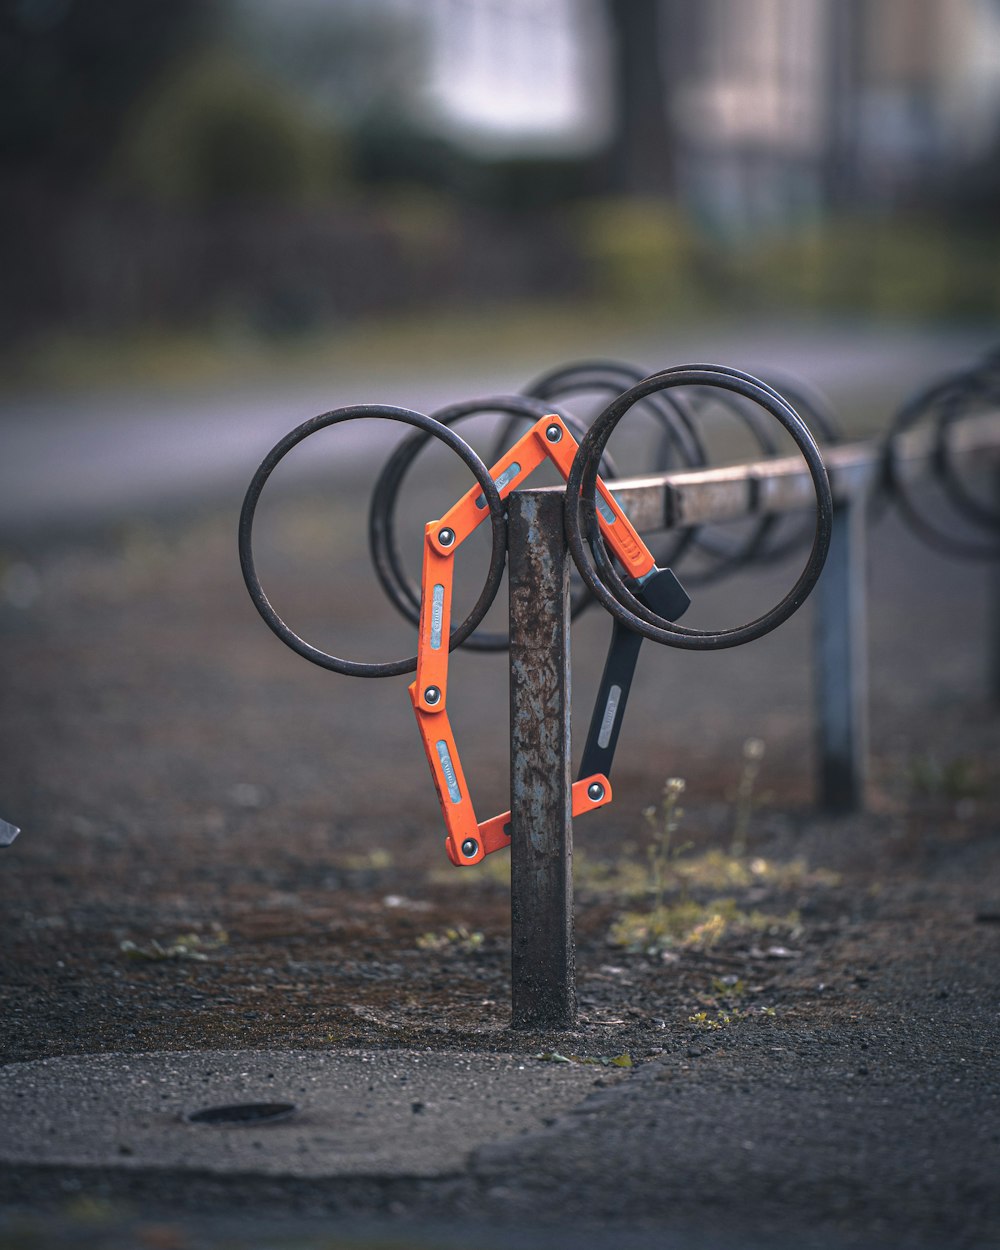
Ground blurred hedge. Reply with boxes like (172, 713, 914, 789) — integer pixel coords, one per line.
(578, 199, 1000, 321)
(113, 51, 345, 206)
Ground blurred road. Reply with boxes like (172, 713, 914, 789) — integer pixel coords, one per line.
(0, 322, 993, 530)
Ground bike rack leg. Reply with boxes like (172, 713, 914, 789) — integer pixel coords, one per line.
(507, 488, 577, 1030)
(814, 495, 870, 813)
(991, 467, 1000, 706)
(992, 564, 1000, 705)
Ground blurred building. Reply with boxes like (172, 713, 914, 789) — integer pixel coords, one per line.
(319, 0, 999, 225)
(667, 0, 1000, 234)
(404, 0, 1000, 232)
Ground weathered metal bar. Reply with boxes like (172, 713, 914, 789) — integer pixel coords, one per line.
(606, 412, 1000, 531)
(813, 495, 870, 812)
(507, 488, 576, 1030)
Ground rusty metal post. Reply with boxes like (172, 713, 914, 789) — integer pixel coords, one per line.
(507, 488, 576, 1029)
(814, 495, 869, 812)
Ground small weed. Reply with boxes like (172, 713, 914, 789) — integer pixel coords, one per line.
(688, 1010, 732, 1029)
(609, 896, 800, 954)
(688, 971, 779, 1028)
(603, 767, 813, 954)
(339, 848, 393, 871)
(429, 852, 511, 889)
(536, 1052, 633, 1068)
(573, 845, 649, 896)
(711, 975, 746, 998)
(579, 847, 838, 899)
(907, 754, 983, 802)
(689, 1004, 777, 1029)
(731, 737, 766, 857)
(415, 925, 484, 953)
(676, 851, 838, 892)
(644, 777, 692, 911)
(119, 931, 228, 962)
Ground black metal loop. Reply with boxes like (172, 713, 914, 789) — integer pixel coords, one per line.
(521, 358, 705, 569)
(366, 395, 608, 651)
(762, 369, 843, 446)
(667, 368, 840, 582)
(882, 354, 1000, 561)
(934, 377, 1000, 533)
(239, 404, 507, 677)
(673, 381, 782, 584)
(728, 370, 843, 569)
(523, 358, 707, 471)
(564, 366, 833, 650)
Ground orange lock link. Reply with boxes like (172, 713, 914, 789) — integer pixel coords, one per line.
(409, 684, 482, 859)
(437, 416, 656, 581)
(472, 775, 613, 864)
(438, 426, 551, 546)
(530, 417, 655, 582)
(412, 414, 658, 866)
(414, 524, 457, 714)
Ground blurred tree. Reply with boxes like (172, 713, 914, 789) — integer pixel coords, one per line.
(230, 4, 440, 203)
(0, 0, 212, 186)
(231, 3, 426, 135)
(114, 50, 343, 207)
(602, 0, 675, 196)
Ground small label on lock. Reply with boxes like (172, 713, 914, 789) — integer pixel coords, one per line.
(430, 584, 445, 649)
(597, 684, 622, 749)
(435, 740, 462, 803)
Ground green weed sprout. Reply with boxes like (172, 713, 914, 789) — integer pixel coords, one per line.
(731, 737, 766, 858)
(644, 777, 691, 912)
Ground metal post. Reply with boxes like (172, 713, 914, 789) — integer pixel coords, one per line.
(507, 489, 576, 1029)
(991, 466, 1000, 705)
(814, 496, 869, 812)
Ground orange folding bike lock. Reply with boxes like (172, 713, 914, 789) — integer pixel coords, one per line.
(409, 413, 664, 867)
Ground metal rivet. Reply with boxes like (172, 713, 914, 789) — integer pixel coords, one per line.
(424, 686, 441, 705)
(545, 424, 562, 443)
(587, 782, 605, 802)
(437, 528, 455, 547)
(461, 838, 479, 858)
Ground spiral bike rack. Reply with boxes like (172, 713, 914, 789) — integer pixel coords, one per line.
(878, 347, 1000, 560)
(239, 351, 1000, 1028)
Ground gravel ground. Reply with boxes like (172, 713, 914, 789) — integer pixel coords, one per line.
(1, 428, 999, 1249)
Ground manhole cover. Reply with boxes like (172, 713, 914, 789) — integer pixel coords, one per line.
(185, 1102, 297, 1125)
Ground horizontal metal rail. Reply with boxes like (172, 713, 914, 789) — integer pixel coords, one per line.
(606, 411, 1000, 531)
